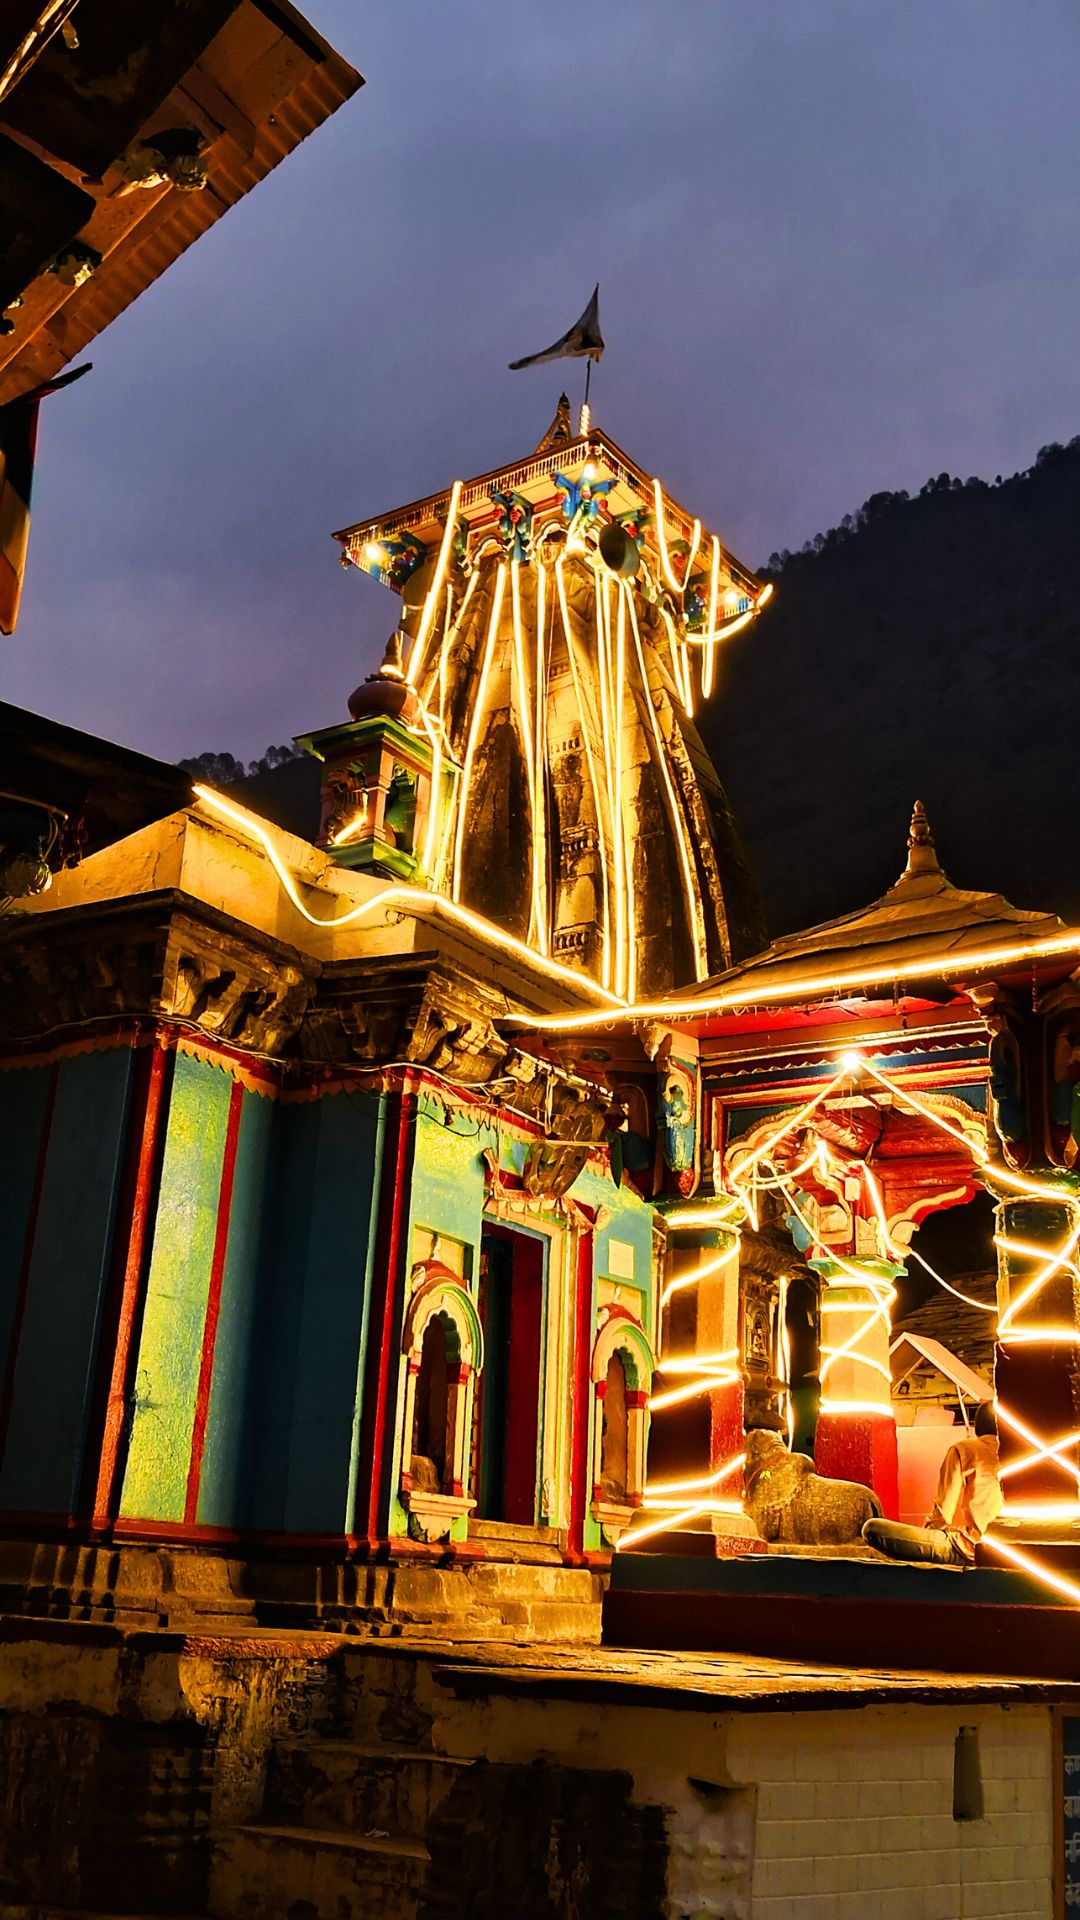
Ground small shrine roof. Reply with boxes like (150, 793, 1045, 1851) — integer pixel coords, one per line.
(669, 801, 1068, 1013)
(332, 407, 763, 601)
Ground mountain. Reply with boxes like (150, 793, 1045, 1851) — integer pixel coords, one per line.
(700, 438, 1080, 938)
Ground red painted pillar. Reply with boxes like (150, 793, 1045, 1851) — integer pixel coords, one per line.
(352, 1080, 416, 1549)
(90, 1040, 172, 1530)
(812, 1255, 901, 1519)
(567, 1226, 594, 1562)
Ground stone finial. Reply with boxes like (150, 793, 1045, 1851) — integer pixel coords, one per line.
(347, 627, 419, 722)
(903, 799, 942, 878)
(534, 393, 573, 454)
(379, 627, 406, 680)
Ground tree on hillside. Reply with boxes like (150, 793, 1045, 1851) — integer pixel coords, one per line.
(179, 743, 303, 783)
(701, 434, 1080, 940)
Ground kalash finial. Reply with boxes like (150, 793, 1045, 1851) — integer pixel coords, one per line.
(901, 799, 943, 880)
(347, 626, 420, 723)
(378, 627, 405, 680)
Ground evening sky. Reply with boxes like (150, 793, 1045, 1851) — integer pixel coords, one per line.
(5, 1, 1080, 764)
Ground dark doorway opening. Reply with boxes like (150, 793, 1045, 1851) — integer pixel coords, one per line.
(786, 1274, 820, 1457)
(474, 1226, 544, 1524)
(412, 1314, 449, 1490)
(600, 1352, 629, 1501)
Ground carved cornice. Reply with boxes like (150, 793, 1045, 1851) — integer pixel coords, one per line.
(0, 891, 548, 1090)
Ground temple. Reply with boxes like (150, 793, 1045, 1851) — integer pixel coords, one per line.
(326, 397, 770, 992)
(3, 395, 1080, 1912)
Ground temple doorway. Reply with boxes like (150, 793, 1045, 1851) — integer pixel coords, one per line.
(473, 1225, 545, 1524)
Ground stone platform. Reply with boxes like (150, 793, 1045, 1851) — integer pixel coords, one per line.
(605, 1547, 1080, 1678)
(0, 1616, 1075, 1917)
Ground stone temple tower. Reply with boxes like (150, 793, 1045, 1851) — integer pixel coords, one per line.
(321, 398, 772, 999)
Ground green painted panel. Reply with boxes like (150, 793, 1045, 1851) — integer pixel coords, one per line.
(409, 1110, 486, 1252)
(570, 1163, 655, 1297)
(119, 1052, 232, 1521)
(195, 1088, 275, 1528)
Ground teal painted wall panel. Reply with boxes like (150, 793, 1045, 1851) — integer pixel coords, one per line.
(281, 1091, 383, 1535)
(120, 1051, 231, 1522)
(0, 1049, 133, 1514)
(195, 1088, 276, 1529)
(0, 1064, 52, 1385)
(244, 1088, 384, 1536)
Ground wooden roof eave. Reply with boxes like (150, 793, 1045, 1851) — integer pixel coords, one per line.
(0, 0, 362, 404)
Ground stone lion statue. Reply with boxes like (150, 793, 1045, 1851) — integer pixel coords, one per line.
(744, 1428, 882, 1545)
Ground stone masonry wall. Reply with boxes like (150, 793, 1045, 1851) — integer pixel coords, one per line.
(731, 1701, 1051, 1920)
(428, 1669, 1055, 1919)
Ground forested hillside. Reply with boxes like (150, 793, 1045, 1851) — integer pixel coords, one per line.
(700, 438, 1080, 938)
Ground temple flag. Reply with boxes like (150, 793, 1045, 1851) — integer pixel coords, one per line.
(0, 362, 91, 635)
(508, 285, 604, 371)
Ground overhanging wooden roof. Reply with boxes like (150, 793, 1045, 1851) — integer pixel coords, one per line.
(0, 0, 362, 404)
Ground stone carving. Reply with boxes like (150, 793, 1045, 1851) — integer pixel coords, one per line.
(743, 1428, 882, 1545)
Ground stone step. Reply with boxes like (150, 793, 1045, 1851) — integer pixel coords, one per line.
(210, 1822, 428, 1920)
(268, 1738, 467, 1836)
(4, 1910, 207, 1919)
(249, 1554, 604, 1641)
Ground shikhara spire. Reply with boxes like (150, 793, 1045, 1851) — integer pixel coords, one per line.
(328, 406, 773, 997)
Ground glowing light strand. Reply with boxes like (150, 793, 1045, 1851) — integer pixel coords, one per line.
(623, 584, 708, 981)
(557, 558, 612, 990)
(406, 478, 463, 686)
(452, 563, 507, 903)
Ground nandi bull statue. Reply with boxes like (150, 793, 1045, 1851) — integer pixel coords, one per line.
(744, 1428, 882, 1546)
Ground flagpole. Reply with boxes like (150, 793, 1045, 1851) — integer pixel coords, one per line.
(580, 357, 593, 435)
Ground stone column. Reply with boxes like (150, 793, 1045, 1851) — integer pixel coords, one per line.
(988, 1190, 1080, 1562)
(812, 1254, 902, 1518)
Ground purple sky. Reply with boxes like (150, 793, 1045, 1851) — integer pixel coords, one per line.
(6, 1, 1080, 766)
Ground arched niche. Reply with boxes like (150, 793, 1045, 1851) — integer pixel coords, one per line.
(399, 1266, 484, 1542)
(590, 1311, 655, 1547)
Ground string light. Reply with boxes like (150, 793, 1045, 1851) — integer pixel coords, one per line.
(406, 478, 463, 686)
(979, 1533, 1080, 1603)
(994, 1405, 1080, 1490)
(642, 1452, 746, 1501)
(777, 1274, 794, 1447)
(614, 582, 632, 999)
(190, 782, 621, 1005)
(557, 557, 612, 989)
(624, 585, 708, 980)
(452, 562, 507, 902)
(533, 559, 549, 955)
(510, 927, 1080, 1032)
(702, 537, 721, 700)
(616, 1498, 737, 1551)
(658, 1239, 740, 1310)
(660, 605, 693, 715)
(510, 560, 547, 953)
